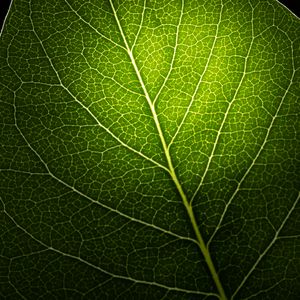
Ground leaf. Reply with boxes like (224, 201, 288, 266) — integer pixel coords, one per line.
(0, 0, 299, 299)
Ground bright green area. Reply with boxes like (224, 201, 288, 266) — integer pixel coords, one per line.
(0, 0, 299, 299)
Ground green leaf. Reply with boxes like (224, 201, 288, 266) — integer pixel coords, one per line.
(0, 0, 299, 299)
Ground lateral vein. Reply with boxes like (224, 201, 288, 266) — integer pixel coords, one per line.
(190, 1, 254, 204)
(207, 42, 297, 247)
(231, 191, 300, 299)
(152, 0, 184, 105)
(131, 0, 147, 51)
(168, 1, 224, 148)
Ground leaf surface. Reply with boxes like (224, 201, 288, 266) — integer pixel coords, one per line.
(0, 0, 299, 299)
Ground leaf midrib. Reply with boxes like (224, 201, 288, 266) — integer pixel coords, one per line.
(108, 0, 227, 299)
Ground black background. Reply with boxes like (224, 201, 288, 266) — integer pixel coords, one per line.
(1, 0, 299, 32)
(1, 0, 11, 31)
(279, 0, 300, 17)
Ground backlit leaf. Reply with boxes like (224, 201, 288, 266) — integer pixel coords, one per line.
(0, 0, 299, 299)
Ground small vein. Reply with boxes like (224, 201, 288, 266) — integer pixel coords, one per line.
(0, 169, 48, 175)
(63, 0, 126, 51)
(27, 3, 168, 173)
(231, 191, 300, 299)
(83, 277, 114, 297)
(168, 0, 223, 148)
(190, 2, 254, 204)
(0, 197, 217, 297)
(131, 0, 147, 51)
(277, 235, 300, 239)
(152, 0, 184, 106)
(242, 279, 284, 300)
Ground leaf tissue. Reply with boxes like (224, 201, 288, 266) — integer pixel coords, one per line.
(0, 0, 299, 299)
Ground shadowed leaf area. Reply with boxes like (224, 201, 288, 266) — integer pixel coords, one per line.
(0, 0, 299, 299)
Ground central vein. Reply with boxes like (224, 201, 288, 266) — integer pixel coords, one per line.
(108, 1, 227, 299)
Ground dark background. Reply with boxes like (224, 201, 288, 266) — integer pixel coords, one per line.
(279, 0, 300, 17)
(1, 0, 11, 31)
(0, 0, 299, 32)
